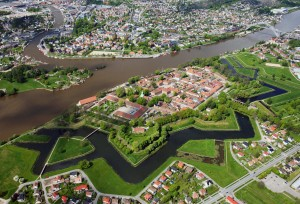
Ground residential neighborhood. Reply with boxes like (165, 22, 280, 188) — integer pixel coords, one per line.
(38, 0, 282, 58)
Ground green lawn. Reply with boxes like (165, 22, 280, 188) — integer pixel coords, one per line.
(263, 67, 298, 83)
(0, 79, 44, 93)
(48, 137, 94, 164)
(15, 134, 50, 143)
(178, 140, 216, 158)
(0, 145, 38, 198)
(235, 181, 296, 204)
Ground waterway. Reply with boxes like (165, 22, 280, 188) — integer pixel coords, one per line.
(1, 8, 300, 140)
(16, 112, 253, 183)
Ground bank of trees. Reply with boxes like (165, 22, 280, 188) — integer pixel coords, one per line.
(0, 65, 45, 83)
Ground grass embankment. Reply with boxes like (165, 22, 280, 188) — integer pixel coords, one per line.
(48, 137, 94, 164)
(0, 79, 44, 93)
(225, 56, 256, 78)
(15, 134, 50, 143)
(252, 101, 274, 116)
(43, 142, 247, 195)
(234, 52, 300, 105)
(178, 140, 216, 158)
(235, 181, 296, 204)
(170, 109, 239, 133)
(0, 145, 38, 198)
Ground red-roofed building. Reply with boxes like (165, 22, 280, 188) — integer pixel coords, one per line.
(196, 172, 205, 180)
(144, 193, 152, 201)
(102, 196, 111, 204)
(226, 196, 239, 204)
(237, 152, 244, 158)
(105, 94, 119, 103)
(153, 180, 162, 189)
(86, 191, 93, 198)
(178, 161, 185, 169)
(165, 170, 172, 178)
(159, 175, 167, 182)
(77, 96, 97, 106)
(113, 101, 148, 120)
(162, 185, 169, 191)
(199, 188, 206, 196)
(52, 192, 59, 201)
(132, 127, 146, 134)
(61, 196, 68, 203)
(74, 184, 88, 192)
(192, 192, 199, 199)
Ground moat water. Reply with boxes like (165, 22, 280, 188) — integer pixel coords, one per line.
(16, 112, 253, 183)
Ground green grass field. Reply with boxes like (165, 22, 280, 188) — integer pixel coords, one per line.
(235, 181, 296, 204)
(15, 134, 50, 143)
(0, 145, 38, 198)
(178, 140, 216, 157)
(0, 79, 44, 93)
(48, 137, 94, 164)
(263, 67, 298, 83)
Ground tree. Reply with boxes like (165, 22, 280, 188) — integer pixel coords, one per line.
(118, 99, 125, 107)
(100, 121, 107, 130)
(79, 160, 92, 170)
(116, 87, 126, 98)
(218, 92, 227, 104)
(137, 97, 147, 106)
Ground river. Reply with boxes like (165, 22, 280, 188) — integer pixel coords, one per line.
(1, 8, 300, 140)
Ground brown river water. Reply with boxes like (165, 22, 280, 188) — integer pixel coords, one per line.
(1, 7, 300, 140)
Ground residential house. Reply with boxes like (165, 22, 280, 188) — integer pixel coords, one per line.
(147, 186, 157, 195)
(165, 170, 172, 178)
(144, 193, 152, 201)
(196, 172, 205, 180)
(102, 196, 111, 204)
(199, 188, 206, 196)
(226, 196, 239, 204)
(52, 192, 60, 201)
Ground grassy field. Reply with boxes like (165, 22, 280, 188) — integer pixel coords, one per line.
(235, 181, 296, 204)
(178, 140, 216, 157)
(0, 79, 44, 93)
(0, 145, 38, 198)
(48, 137, 94, 164)
(263, 67, 298, 83)
(15, 134, 50, 143)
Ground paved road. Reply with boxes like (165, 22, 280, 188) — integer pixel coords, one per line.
(202, 144, 300, 204)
